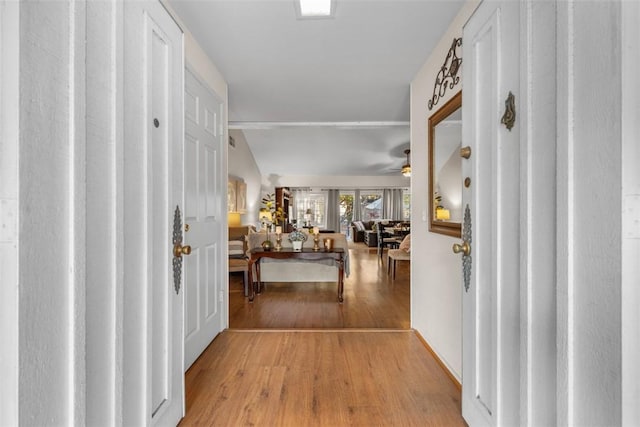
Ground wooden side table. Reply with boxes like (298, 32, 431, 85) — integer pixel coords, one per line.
(247, 248, 345, 303)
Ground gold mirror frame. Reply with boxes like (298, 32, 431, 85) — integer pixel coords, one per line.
(428, 91, 462, 238)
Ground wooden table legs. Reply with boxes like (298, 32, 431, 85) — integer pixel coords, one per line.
(247, 249, 345, 303)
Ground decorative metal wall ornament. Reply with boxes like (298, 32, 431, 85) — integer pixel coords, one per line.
(428, 37, 463, 111)
(172, 205, 193, 294)
(462, 204, 472, 292)
(500, 91, 516, 131)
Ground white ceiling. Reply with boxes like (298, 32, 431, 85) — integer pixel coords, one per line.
(169, 0, 465, 177)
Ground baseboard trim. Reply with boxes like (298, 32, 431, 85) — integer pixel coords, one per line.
(413, 329, 462, 391)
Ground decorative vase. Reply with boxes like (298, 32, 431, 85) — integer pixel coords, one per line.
(292, 241, 303, 252)
(261, 240, 272, 251)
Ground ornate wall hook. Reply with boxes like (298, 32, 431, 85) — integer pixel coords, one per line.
(501, 91, 516, 131)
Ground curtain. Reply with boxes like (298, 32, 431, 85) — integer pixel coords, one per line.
(391, 189, 404, 220)
(382, 189, 392, 219)
(353, 189, 362, 221)
(326, 189, 340, 232)
(383, 188, 404, 220)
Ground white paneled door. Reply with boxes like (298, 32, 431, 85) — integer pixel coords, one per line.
(461, 1, 521, 426)
(183, 68, 226, 370)
(123, 1, 184, 425)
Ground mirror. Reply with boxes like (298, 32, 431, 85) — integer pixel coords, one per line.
(429, 91, 462, 237)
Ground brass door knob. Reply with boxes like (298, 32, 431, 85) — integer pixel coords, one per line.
(452, 241, 471, 256)
(173, 244, 192, 257)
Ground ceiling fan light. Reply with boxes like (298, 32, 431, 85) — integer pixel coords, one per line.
(401, 148, 411, 177)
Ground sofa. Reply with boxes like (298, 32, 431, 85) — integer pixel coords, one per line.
(349, 220, 376, 244)
(350, 220, 406, 247)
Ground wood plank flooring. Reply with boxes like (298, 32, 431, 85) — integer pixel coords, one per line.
(181, 244, 465, 426)
(229, 245, 411, 329)
(182, 330, 465, 426)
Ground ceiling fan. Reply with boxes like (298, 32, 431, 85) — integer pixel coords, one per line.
(385, 148, 411, 177)
(400, 149, 411, 177)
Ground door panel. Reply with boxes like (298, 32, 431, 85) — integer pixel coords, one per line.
(205, 146, 218, 219)
(183, 68, 225, 370)
(149, 23, 171, 416)
(462, 1, 520, 426)
(123, 1, 184, 425)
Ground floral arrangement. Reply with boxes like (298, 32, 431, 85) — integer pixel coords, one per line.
(261, 193, 284, 225)
(288, 230, 308, 242)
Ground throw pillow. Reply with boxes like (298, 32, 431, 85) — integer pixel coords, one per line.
(229, 239, 245, 259)
(354, 221, 365, 231)
(399, 234, 411, 253)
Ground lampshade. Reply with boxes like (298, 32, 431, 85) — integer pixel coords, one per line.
(401, 149, 411, 177)
(436, 209, 450, 220)
(228, 212, 241, 227)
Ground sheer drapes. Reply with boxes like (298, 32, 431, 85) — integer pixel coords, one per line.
(383, 188, 404, 220)
(291, 187, 403, 228)
(353, 189, 362, 221)
(326, 189, 340, 232)
(391, 189, 404, 219)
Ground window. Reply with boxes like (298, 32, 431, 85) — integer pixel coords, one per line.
(403, 190, 411, 221)
(339, 191, 354, 237)
(360, 190, 383, 221)
(294, 191, 327, 228)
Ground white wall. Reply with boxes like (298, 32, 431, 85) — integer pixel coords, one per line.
(0, 1, 19, 424)
(162, 1, 228, 105)
(229, 130, 263, 226)
(1, 2, 230, 425)
(622, 2, 640, 425)
(85, 2, 123, 425)
(16, 2, 87, 424)
(557, 2, 622, 425)
(409, 1, 478, 382)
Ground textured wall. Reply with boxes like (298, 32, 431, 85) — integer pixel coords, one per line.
(228, 130, 264, 226)
(0, 1, 20, 424)
(409, 0, 479, 381)
(622, 2, 640, 424)
(556, 2, 622, 425)
(19, 2, 87, 424)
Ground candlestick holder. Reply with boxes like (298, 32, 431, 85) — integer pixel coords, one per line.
(274, 233, 282, 251)
(313, 233, 320, 251)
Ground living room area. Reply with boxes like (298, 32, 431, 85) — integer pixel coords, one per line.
(227, 130, 412, 328)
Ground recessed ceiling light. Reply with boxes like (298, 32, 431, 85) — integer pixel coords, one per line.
(296, 0, 335, 19)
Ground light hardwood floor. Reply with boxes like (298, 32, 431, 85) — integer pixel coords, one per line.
(229, 244, 410, 329)
(181, 244, 465, 426)
(182, 330, 465, 426)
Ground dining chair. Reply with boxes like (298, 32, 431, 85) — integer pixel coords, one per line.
(376, 225, 400, 261)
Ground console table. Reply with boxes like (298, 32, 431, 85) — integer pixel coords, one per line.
(247, 248, 345, 303)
